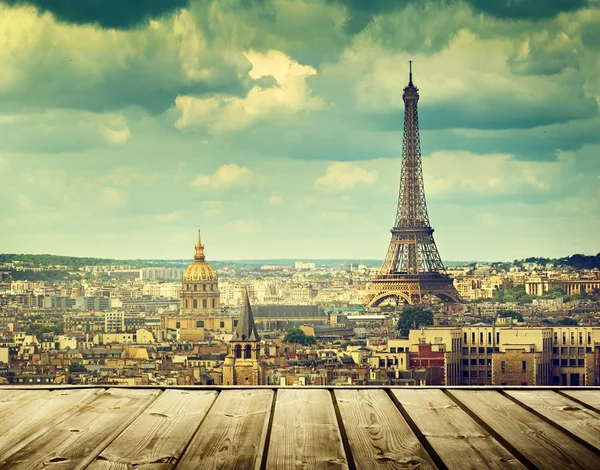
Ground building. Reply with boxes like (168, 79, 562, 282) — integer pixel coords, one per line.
(179, 231, 220, 314)
(526, 275, 600, 296)
(223, 291, 265, 385)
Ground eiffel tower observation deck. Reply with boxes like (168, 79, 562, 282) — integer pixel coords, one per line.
(366, 62, 463, 306)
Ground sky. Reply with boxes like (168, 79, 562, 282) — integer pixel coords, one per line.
(0, 0, 599, 262)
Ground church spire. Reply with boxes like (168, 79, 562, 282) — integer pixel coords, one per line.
(233, 289, 260, 342)
(194, 229, 205, 261)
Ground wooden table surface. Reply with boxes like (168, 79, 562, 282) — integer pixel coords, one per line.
(0, 386, 599, 469)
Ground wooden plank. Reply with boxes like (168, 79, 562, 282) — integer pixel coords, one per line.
(0, 388, 160, 469)
(391, 389, 525, 470)
(266, 388, 349, 470)
(87, 389, 217, 470)
(0, 388, 104, 459)
(505, 390, 600, 450)
(177, 389, 273, 470)
(0, 389, 49, 421)
(450, 390, 600, 469)
(335, 389, 436, 469)
(560, 390, 600, 412)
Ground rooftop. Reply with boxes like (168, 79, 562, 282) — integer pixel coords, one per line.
(0, 386, 599, 468)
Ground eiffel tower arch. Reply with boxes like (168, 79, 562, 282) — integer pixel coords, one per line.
(366, 63, 463, 307)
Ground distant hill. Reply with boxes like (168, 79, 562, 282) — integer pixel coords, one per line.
(1, 253, 598, 270)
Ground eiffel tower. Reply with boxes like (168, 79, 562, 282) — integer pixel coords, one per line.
(366, 63, 463, 306)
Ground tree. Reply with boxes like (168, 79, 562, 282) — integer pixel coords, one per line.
(397, 306, 433, 337)
(282, 328, 316, 345)
(557, 318, 578, 326)
(497, 310, 524, 322)
(69, 363, 86, 373)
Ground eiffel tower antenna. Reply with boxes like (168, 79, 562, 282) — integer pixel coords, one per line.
(365, 62, 463, 306)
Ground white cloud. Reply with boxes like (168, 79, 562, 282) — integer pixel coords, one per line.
(423, 151, 566, 197)
(17, 194, 30, 209)
(203, 200, 223, 216)
(224, 218, 264, 234)
(315, 162, 378, 191)
(192, 164, 254, 190)
(100, 187, 127, 207)
(266, 194, 282, 205)
(98, 115, 131, 146)
(175, 50, 323, 132)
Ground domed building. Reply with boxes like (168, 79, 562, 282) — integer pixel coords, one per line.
(162, 231, 233, 342)
(180, 231, 220, 314)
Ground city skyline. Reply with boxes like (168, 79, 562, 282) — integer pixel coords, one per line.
(1, 1, 599, 261)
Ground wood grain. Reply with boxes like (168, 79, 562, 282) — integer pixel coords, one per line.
(505, 390, 600, 450)
(560, 390, 600, 412)
(334, 389, 436, 469)
(450, 389, 600, 469)
(0, 389, 50, 421)
(0, 388, 160, 470)
(87, 389, 217, 470)
(177, 389, 273, 470)
(0, 388, 103, 461)
(391, 389, 524, 470)
(266, 388, 349, 470)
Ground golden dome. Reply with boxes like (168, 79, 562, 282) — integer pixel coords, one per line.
(183, 230, 217, 281)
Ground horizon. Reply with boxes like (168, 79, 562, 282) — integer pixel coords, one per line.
(1, 1, 599, 260)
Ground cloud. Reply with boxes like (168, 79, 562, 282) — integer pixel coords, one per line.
(224, 218, 264, 234)
(203, 200, 223, 216)
(315, 162, 378, 191)
(423, 151, 570, 199)
(2, 0, 189, 29)
(0, 6, 250, 114)
(191, 164, 254, 189)
(266, 194, 282, 205)
(175, 50, 323, 132)
(100, 187, 127, 207)
(0, 110, 134, 153)
(351, 30, 597, 131)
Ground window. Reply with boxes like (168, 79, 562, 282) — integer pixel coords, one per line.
(462, 348, 469, 355)
(202, 299, 207, 308)
(193, 300, 198, 308)
(464, 332, 467, 343)
(501, 361, 506, 372)
(203, 284, 206, 291)
(234, 320, 238, 327)
(472, 332, 475, 343)
(487, 347, 494, 354)
(470, 359, 477, 365)
(210, 284, 213, 291)
(552, 359, 559, 365)
(569, 359, 576, 367)
(176, 322, 180, 328)
(470, 347, 477, 354)
(390, 348, 397, 353)
(196, 320, 204, 328)
(578, 347, 584, 354)
(220, 321, 225, 328)
(212, 299, 215, 308)
(488, 332, 492, 343)
(496, 332, 500, 344)
(479, 359, 485, 365)
(470, 371, 477, 377)
(578, 359, 585, 367)
(480, 332, 483, 343)
(462, 371, 469, 377)
(194, 284, 197, 291)
(552, 347, 558, 354)
(522, 361, 527, 372)
(244, 344, 252, 359)
(235, 344, 242, 359)
(561, 359, 567, 366)
(185, 300, 188, 308)
(462, 359, 469, 365)
(479, 347, 484, 354)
